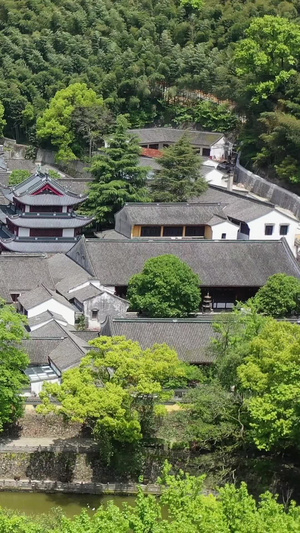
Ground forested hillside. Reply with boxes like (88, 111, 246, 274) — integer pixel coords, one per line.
(1, 0, 300, 182)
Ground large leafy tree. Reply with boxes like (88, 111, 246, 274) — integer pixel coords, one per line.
(151, 134, 207, 202)
(86, 115, 149, 226)
(0, 301, 29, 430)
(127, 254, 201, 318)
(234, 15, 300, 104)
(8, 169, 31, 186)
(39, 336, 187, 447)
(36, 83, 104, 161)
(252, 273, 300, 318)
(238, 320, 300, 451)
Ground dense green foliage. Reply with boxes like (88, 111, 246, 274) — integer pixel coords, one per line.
(39, 336, 189, 452)
(8, 169, 31, 185)
(127, 254, 201, 317)
(0, 301, 29, 431)
(36, 83, 104, 161)
(252, 273, 300, 317)
(1, 465, 300, 532)
(151, 135, 207, 202)
(87, 115, 149, 225)
(1, 0, 300, 184)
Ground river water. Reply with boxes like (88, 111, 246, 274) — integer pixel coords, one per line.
(0, 492, 136, 517)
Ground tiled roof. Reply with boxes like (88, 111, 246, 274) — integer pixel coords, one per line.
(191, 185, 287, 223)
(141, 148, 163, 158)
(101, 316, 216, 364)
(28, 319, 89, 371)
(7, 214, 93, 228)
(0, 239, 78, 253)
(47, 253, 90, 285)
(117, 203, 226, 225)
(138, 156, 162, 170)
(0, 253, 54, 295)
(67, 237, 300, 287)
(130, 128, 224, 147)
(72, 284, 102, 303)
(18, 285, 76, 311)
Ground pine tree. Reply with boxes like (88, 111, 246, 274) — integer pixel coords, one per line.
(87, 115, 149, 226)
(151, 134, 208, 202)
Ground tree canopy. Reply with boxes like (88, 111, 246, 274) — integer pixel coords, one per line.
(252, 273, 300, 318)
(127, 254, 201, 317)
(0, 301, 29, 431)
(8, 169, 31, 186)
(151, 134, 207, 202)
(86, 115, 149, 226)
(36, 83, 104, 161)
(39, 335, 188, 447)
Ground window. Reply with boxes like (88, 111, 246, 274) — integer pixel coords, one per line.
(265, 225, 274, 236)
(163, 226, 183, 237)
(221, 233, 226, 239)
(141, 226, 161, 237)
(149, 143, 159, 150)
(202, 148, 211, 157)
(280, 224, 289, 236)
(185, 225, 205, 237)
(91, 309, 98, 320)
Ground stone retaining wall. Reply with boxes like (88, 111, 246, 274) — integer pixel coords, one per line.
(0, 478, 161, 495)
(235, 157, 300, 219)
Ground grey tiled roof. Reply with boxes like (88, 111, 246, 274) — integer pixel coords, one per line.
(95, 229, 129, 240)
(130, 128, 223, 147)
(0, 253, 54, 294)
(28, 319, 88, 371)
(23, 338, 62, 365)
(72, 284, 102, 303)
(18, 285, 76, 311)
(138, 156, 162, 170)
(7, 214, 93, 228)
(67, 237, 300, 287)
(2, 171, 88, 206)
(191, 186, 280, 223)
(55, 272, 94, 299)
(47, 253, 90, 285)
(0, 239, 78, 253)
(117, 203, 226, 225)
(101, 317, 216, 364)
(74, 330, 99, 343)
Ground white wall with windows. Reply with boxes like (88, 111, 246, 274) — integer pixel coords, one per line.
(247, 210, 298, 255)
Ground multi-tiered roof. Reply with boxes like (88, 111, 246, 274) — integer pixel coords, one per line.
(0, 171, 93, 252)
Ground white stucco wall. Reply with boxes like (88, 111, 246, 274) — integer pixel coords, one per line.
(84, 291, 129, 330)
(247, 210, 298, 255)
(211, 221, 238, 240)
(62, 228, 75, 237)
(26, 298, 75, 325)
(210, 137, 232, 160)
(18, 227, 30, 237)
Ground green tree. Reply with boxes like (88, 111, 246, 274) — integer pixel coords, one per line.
(252, 273, 300, 318)
(36, 83, 104, 162)
(238, 319, 300, 451)
(234, 15, 300, 103)
(86, 115, 149, 226)
(0, 301, 29, 431)
(127, 254, 201, 318)
(39, 336, 187, 449)
(151, 134, 207, 202)
(72, 105, 114, 159)
(8, 169, 31, 186)
(0, 101, 6, 137)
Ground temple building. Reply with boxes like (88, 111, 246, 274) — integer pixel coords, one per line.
(0, 171, 93, 252)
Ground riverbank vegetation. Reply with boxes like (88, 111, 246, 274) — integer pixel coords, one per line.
(1, 463, 300, 532)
